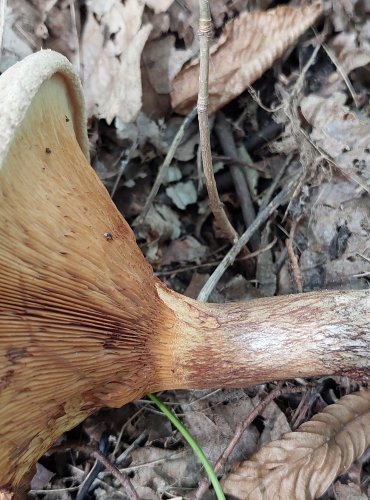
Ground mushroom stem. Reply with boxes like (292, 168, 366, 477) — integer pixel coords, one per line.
(0, 51, 369, 494)
(155, 284, 369, 392)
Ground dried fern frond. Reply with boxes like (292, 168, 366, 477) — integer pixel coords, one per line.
(222, 389, 370, 500)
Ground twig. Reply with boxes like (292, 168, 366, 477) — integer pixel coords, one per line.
(70, 0, 81, 76)
(29, 486, 80, 496)
(243, 121, 284, 153)
(322, 42, 358, 107)
(99, 450, 189, 477)
(155, 237, 277, 277)
(112, 406, 146, 457)
(198, 173, 300, 301)
(110, 143, 137, 198)
(134, 106, 197, 225)
(115, 430, 148, 466)
(259, 155, 291, 211)
(197, 141, 203, 191)
(193, 384, 310, 499)
(311, 26, 358, 107)
(291, 387, 318, 429)
(0, 0, 6, 55)
(198, 0, 238, 244)
(50, 444, 139, 500)
(215, 112, 259, 250)
(286, 217, 303, 293)
(248, 86, 283, 113)
(76, 432, 109, 500)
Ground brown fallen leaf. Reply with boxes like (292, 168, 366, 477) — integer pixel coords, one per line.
(171, 2, 323, 115)
(160, 236, 207, 266)
(222, 389, 370, 500)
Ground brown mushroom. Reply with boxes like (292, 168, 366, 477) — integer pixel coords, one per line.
(0, 50, 369, 496)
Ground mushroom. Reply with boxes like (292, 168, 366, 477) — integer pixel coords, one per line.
(0, 50, 369, 496)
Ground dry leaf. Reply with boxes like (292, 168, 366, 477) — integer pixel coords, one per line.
(161, 236, 207, 265)
(222, 389, 370, 500)
(180, 389, 259, 464)
(300, 92, 370, 187)
(301, 180, 370, 288)
(129, 447, 197, 490)
(166, 180, 197, 209)
(171, 2, 323, 115)
(30, 463, 54, 490)
(333, 481, 368, 500)
(81, 0, 152, 124)
(142, 35, 176, 94)
(330, 30, 370, 75)
(1, 0, 39, 72)
(145, 0, 174, 14)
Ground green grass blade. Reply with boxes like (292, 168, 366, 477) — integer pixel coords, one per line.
(147, 393, 225, 500)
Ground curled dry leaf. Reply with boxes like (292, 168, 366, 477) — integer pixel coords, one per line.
(222, 389, 370, 500)
(81, 0, 175, 123)
(171, 2, 323, 115)
(81, 0, 152, 123)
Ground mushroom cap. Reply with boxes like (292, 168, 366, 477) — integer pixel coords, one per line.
(0, 50, 89, 167)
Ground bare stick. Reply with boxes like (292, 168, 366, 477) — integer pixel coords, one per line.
(51, 444, 139, 500)
(198, 0, 238, 244)
(215, 112, 260, 250)
(0, 0, 6, 54)
(286, 217, 303, 293)
(134, 106, 197, 225)
(193, 384, 310, 499)
(156, 237, 277, 277)
(198, 174, 300, 301)
(69, 0, 81, 75)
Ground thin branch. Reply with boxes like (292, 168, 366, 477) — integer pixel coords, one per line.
(115, 430, 148, 466)
(76, 432, 109, 500)
(286, 217, 303, 293)
(50, 444, 139, 500)
(0, 0, 6, 54)
(112, 406, 146, 457)
(259, 155, 291, 211)
(134, 106, 197, 225)
(110, 143, 137, 199)
(215, 112, 259, 250)
(198, 0, 238, 244)
(198, 173, 300, 301)
(193, 384, 311, 499)
(248, 86, 283, 113)
(70, 0, 81, 76)
(312, 26, 358, 107)
(155, 237, 277, 277)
